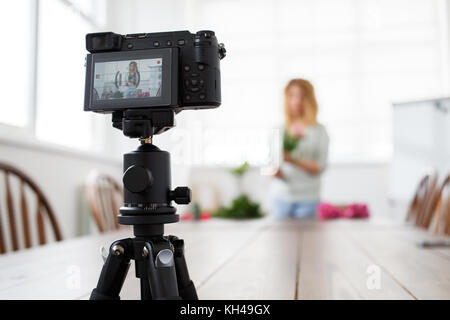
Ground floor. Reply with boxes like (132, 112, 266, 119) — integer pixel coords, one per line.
(0, 218, 449, 299)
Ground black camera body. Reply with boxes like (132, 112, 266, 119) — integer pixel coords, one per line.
(84, 30, 226, 113)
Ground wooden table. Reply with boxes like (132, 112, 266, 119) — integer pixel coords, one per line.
(0, 218, 449, 300)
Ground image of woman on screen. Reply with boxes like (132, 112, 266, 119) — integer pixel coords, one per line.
(127, 61, 140, 87)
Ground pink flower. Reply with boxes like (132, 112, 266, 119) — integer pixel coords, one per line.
(317, 202, 370, 220)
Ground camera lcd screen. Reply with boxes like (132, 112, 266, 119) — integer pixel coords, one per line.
(93, 58, 163, 101)
(85, 48, 178, 112)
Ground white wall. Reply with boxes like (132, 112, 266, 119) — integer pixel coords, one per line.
(0, 139, 121, 240)
(390, 99, 450, 203)
(105, 0, 191, 33)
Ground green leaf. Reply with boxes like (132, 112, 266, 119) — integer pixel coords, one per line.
(283, 130, 300, 152)
(230, 161, 250, 177)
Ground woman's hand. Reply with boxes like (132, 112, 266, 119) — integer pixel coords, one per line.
(283, 150, 293, 163)
(273, 168, 283, 179)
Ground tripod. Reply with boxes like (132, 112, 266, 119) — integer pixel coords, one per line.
(90, 109, 198, 300)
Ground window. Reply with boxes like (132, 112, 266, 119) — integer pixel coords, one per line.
(182, 0, 449, 165)
(0, 0, 107, 152)
(36, 0, 106, 151)
(0, 0, 36, 128)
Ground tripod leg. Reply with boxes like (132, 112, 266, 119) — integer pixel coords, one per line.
(140, 277, 152, 300)
(169, 236, 198, 300)
(90, 239, 132, 300)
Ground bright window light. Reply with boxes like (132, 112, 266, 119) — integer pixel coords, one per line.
(35, 0, 96, 150)
(0, 0, 35, 128)
(183, 0, 449, 164)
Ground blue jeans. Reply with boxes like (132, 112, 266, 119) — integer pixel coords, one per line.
(272, 199, 318, 218)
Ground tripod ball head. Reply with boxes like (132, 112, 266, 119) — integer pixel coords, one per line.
(118, 141, 191, 226)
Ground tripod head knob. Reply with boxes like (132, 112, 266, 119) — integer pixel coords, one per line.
(123, 165, 153, 193)
(169, 187, 192, 205)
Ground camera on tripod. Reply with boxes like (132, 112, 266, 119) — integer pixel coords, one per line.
(85, 30, 226, 113)
(84, 30, 226, 300)
(85, 30, 225, 138)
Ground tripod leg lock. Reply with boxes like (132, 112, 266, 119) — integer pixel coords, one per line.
(144, 243, 181, 300)
(90, 239, 132, 300)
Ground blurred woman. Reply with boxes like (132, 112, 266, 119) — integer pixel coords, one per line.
(272, 79, 329, 218)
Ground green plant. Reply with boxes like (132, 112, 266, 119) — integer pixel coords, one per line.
(230, 161, 250, 177)
(283, 130, 300, 152)
(214, 194, 264, 219)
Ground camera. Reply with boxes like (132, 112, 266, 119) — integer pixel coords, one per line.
(84, 30, 226, 113)
(84, 31, 226, 300)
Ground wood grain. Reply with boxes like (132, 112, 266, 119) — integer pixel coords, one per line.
(298, 227, 413, 299)
(0, 218, 448, 300)
(341, 227, 450, 299)
(198, 225, 299, 300)
(4, 172, 18, 251)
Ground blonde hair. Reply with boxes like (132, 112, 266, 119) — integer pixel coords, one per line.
(284, 79, 318, 126)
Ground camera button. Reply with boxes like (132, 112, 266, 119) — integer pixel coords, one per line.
(190, 87, 200, 93)
(127, 43, 134, 49)
(185, 94, 191, 101)
(166, 40, 172, 46)
(191, 79, 199, 86)
(198, 64, 205, 71)
(184, 65, 190, 72)
(153, 41, 160, 47)
(199, 93, 206, 100)
(177, 39, 185, 46)
(191, 73, 199, 77)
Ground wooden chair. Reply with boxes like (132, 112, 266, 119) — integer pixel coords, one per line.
(86, 171, 123, 233)
(418, 173, 442, 229)
(0, 162, 62, 254)
(406, 170, 438, 227)
(429, 174, 450, 235)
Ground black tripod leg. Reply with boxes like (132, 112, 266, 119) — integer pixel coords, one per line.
(169, 236, 198, 300)
(90, 239, 132, 300)
(140, 278, 152, 300)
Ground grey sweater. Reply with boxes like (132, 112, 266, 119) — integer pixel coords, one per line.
(275, 124, 329, 202)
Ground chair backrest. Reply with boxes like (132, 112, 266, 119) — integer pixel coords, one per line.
(406, 170, 438, 227)
(0, 162, 62, 254)
(86, 171, 123, 233)
(430, 174, 450, 235)
(419, 173, 441, 228)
